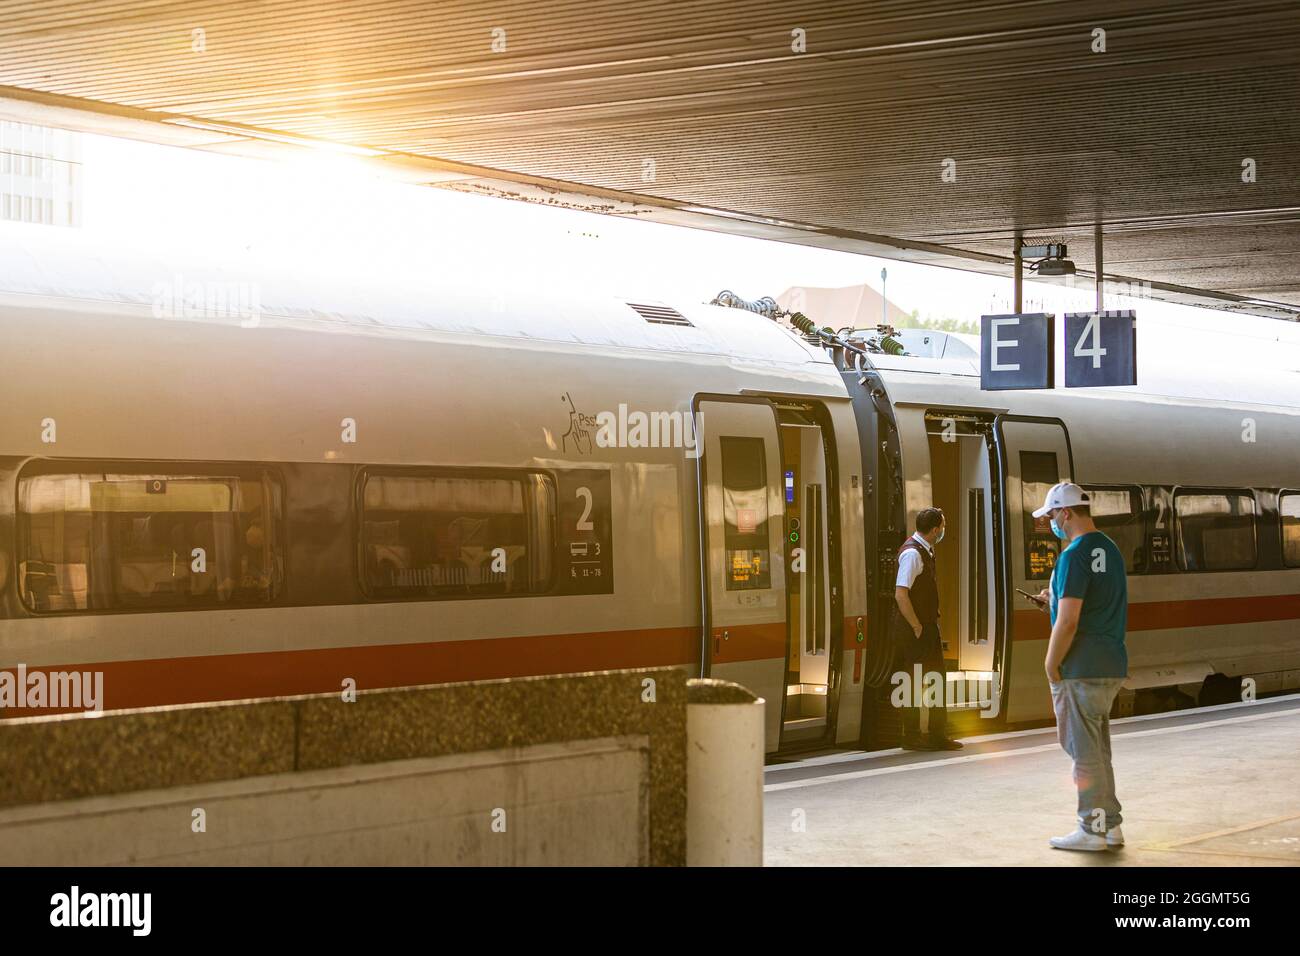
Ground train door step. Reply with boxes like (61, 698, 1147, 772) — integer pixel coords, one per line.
(942, 671, 999, 711)
(783, 683, 829, 745)
(863, 668, 1003, 749)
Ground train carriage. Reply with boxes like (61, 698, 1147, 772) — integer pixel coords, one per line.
(2, 238, 1298, 754)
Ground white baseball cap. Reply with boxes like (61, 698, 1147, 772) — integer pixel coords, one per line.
(1032, 481, 1090, 518)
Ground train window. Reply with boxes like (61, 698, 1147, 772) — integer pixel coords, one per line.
(1173, 491, 1257, 572)
(720, 436, 771, 590)
(359, 471, 555, 599)
(1281, 493, 1300, 568)
(1019, 451, 1060, 581)
(1082, 485, 1146, 573)
(17, 466, 283, 613)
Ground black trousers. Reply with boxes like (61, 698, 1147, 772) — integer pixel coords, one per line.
(898, 621, 948, 741)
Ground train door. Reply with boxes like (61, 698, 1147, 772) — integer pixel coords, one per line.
(993, 415, 1075, 721)
(778, 406, 835, 747)
(924, 413, 997, 674)
(695, 397, 788, 752)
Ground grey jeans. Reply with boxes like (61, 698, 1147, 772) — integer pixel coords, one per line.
(1049, 677, 1126, 833)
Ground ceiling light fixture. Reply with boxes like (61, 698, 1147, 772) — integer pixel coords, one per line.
(1022, 242, 1076, 277)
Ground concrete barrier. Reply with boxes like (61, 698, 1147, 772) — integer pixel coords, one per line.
(0, 668, 767, 866)
(0, 667, 690, 866)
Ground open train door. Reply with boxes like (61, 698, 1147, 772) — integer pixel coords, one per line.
(695, 396, 788, 753)
(993, 415, 1076, 722)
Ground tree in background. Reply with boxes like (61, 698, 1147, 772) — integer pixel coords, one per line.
(896, 309, 979, 336)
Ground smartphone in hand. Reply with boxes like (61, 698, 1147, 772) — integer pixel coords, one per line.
(1016, 587, 1047, 608)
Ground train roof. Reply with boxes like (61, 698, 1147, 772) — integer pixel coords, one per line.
(0, 229, 839, 375)
(4, 230, 1298, 418)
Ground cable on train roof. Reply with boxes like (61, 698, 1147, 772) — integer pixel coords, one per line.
(710, 289, 906, 359)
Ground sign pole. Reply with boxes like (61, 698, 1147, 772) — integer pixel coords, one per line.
(880, 266, 887, 326)
(1013, 232, 1023, 313)
(1095, 222, 1104, 314)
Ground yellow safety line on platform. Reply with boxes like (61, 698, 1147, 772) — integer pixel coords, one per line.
(1144, 810, 1300, 851)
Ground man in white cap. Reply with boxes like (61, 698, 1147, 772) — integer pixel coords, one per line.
(1030, 482, 1129, 851)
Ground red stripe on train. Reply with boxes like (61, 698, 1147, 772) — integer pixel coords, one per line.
(7, 593, 1291, 716)
(2, 619, 798, 716)
(0, 625, 699, 716)
(1012, 593, 1300, 641)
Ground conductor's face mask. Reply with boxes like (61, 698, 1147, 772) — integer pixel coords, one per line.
(1049, 511, 1068, 540)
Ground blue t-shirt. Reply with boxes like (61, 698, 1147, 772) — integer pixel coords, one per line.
(1049, 531, 1129, 679)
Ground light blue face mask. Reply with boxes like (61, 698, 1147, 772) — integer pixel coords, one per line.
(1050, 515, 1067, 540)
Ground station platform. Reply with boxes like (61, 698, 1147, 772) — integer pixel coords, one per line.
(764, 694, 1300, 867)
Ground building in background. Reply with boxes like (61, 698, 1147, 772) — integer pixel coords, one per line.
(778, 283, 979, 360)
(0, 122, 82, 227)
(777, 283, 913, 332)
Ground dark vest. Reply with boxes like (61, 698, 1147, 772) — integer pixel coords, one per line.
(898, 538, 940, 625)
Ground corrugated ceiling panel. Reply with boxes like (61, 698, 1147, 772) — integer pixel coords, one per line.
(1, 0, 1298, 307)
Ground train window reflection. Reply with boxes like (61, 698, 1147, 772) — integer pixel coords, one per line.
(720, 436, 771, 590)
(360, 472, 555, 598)
(18, 468, 282, 612)
(1281, 493, 1300, 568)
(1082, 486, 1146, 572)
(1174, 492, 1257, 572)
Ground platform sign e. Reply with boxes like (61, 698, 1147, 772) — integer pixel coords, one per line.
(1064, 311, 1137, 388)
(980, 313, 1054, 390)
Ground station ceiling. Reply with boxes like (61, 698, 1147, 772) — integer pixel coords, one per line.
(3, 0, 1299, 320)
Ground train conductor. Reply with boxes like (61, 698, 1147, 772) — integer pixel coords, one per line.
(894, 507, 963, 751)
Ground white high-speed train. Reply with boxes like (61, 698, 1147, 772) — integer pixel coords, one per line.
(2, 237, 1298, 754)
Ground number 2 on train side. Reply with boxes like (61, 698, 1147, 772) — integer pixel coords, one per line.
(576, 486, 594, 531)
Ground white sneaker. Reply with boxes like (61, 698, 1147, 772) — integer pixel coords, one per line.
(1106, 825, 1125, 847)
(1049, 827, 1108, 851)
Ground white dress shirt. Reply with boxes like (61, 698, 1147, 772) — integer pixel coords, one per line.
(895, 531, 934, 589)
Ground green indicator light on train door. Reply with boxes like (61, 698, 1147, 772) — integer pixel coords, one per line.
(856, 631, 865, 643)
(789, 531, 798, 543)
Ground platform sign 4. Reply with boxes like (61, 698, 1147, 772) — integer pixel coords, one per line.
(1064, 311, 1138, 388)
(980, 313, 1054, 390)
